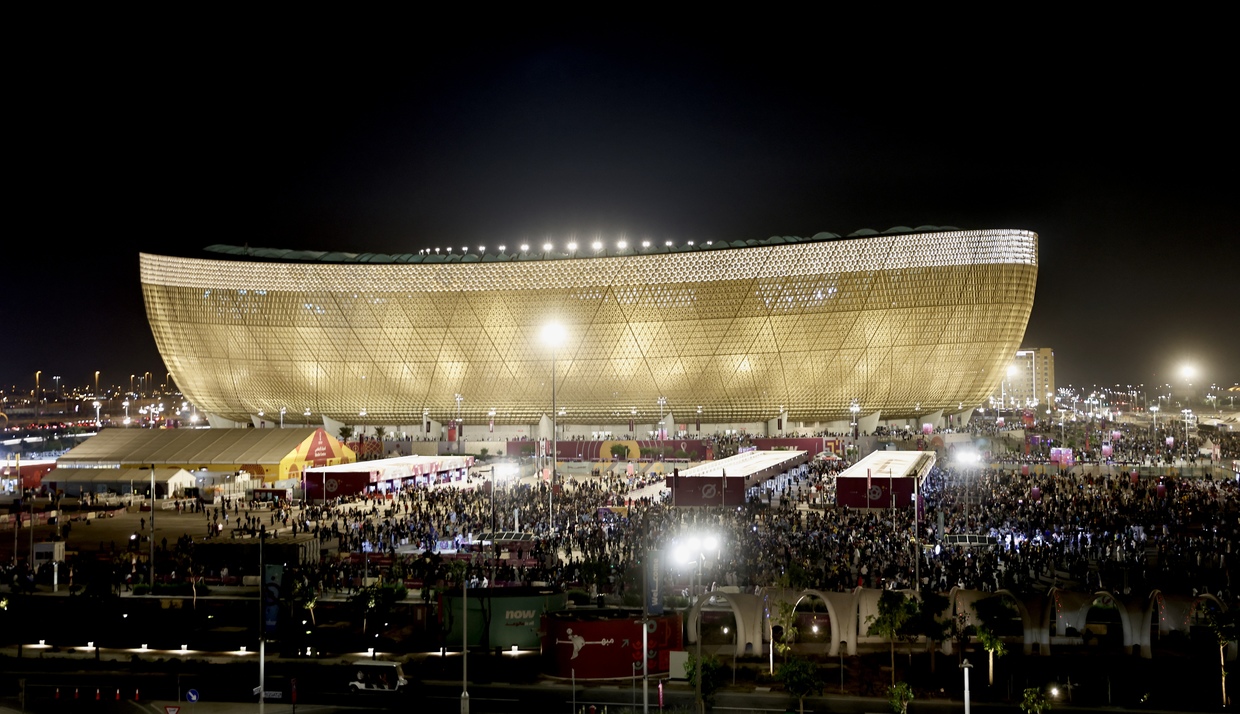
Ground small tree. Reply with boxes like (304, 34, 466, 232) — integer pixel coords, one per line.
(291, 575, 319, 625)
(866, 590, 917, 685)
(1204, 606, 1237, 707)
(972, 595, 1015, 686)
(611, 444, 629, 459)
(887, 681, 914, 714)
(338, 425, 355, 442)
(778, 656, 824, 714)
(975, 626, 1008, 686)
(684, 652, 726, 709)
(909, 590, 951, 673)
(1020, 687, 1052, 714)
(373, 426, 387, 442)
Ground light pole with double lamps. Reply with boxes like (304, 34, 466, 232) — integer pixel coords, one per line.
(676, 533, 720, 714)
(541, 322, 566, 533)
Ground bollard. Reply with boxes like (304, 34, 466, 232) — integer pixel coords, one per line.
(135, 687, 140, 700)
(96, 688, 100, 700)
(55, 688, 59, 699)
(115, 688, 120, 700)
(74, 688, 79, 699)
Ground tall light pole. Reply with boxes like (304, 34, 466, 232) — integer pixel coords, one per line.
(677, 534, 718, 714)
(541, 322, 566, 535)
(279, 407, 285, 429)
(455, 394, 463, 454)
(1181, 409, 1192, 465)
(461, 571, 469, 714)
(34, 371, 41, 423)
(961, 659, 973, 714)
(850, 402, 860, 443)
(149, 464, 156, 582)
(258, 528, 267, 714)
(94, 370, 100, 399)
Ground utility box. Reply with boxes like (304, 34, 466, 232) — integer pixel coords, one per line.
(33, 541, 65, 566)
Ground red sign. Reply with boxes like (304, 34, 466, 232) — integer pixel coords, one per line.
(546, 615, 682, 679)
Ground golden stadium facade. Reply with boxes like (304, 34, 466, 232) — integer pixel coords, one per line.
(140, 227, 1037, 427)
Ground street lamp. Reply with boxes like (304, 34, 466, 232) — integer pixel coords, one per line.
(957, 450, 980, 518)
(676, 534, 719, 714)
(34, 370, 41, 422)
(93, 401, 101, 428)
(541, 321, 566, 533)
(1181, 409, 1192, 465)
(961, 659, 974, 714)
(455, 394, 464, 454)
(849, 402, 860, 441)
(279, 407, 285, 429)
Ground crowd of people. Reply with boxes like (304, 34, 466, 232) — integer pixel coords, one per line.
(12, 420, 1239, 615)
(116, 452, 1236, 612)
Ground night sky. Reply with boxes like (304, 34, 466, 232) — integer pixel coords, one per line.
(9, 20, 1236, 403)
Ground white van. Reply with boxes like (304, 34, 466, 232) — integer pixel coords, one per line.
(348, 660, 408, 692)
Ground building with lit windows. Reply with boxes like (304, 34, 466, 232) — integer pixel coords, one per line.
(139, 227, 1038, 436)
(994, 347, 1056, 413)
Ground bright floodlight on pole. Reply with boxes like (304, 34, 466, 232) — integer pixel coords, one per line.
(676, 533, 718, 714)
(540, 321, 567, 534)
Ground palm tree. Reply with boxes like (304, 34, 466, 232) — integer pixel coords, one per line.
(975, 626, 1008, 686)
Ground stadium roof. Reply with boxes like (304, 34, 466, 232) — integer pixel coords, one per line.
(201, 227, 961, 265)
(837, 450, 937, 481)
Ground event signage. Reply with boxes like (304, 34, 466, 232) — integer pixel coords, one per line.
(646, 550, 664, 616)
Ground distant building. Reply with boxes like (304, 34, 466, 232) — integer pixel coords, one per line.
(994, 347, 1055, 413)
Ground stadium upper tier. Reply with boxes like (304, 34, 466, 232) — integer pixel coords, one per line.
(140, 227, 1037, 426)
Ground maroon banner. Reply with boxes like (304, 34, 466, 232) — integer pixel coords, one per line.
(671, 475, 745, 507)
(545, 614, 682, 679)
(837, 475, 915, 509)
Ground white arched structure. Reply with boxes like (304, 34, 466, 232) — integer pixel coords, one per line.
(762, 587, 860, 658)
(685, 590, 765, 658)
(1047, 588, 1138, 655)
(1005, 589, 1052, 655)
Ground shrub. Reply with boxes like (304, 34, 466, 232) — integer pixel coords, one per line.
(888, 682, 914, 714)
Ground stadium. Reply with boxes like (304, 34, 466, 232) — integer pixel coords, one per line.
(139, 227, 1037, 434)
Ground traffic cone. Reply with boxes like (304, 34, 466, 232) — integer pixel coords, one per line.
(54, 688, 59, 699)
(95, 688, 100, 700)
(74, 687, 79, 699)
(135, 687, 140, 700)
(115, 688, 120, 700)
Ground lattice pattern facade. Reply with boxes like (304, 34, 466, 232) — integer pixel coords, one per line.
(140, 228, 1037, 426)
